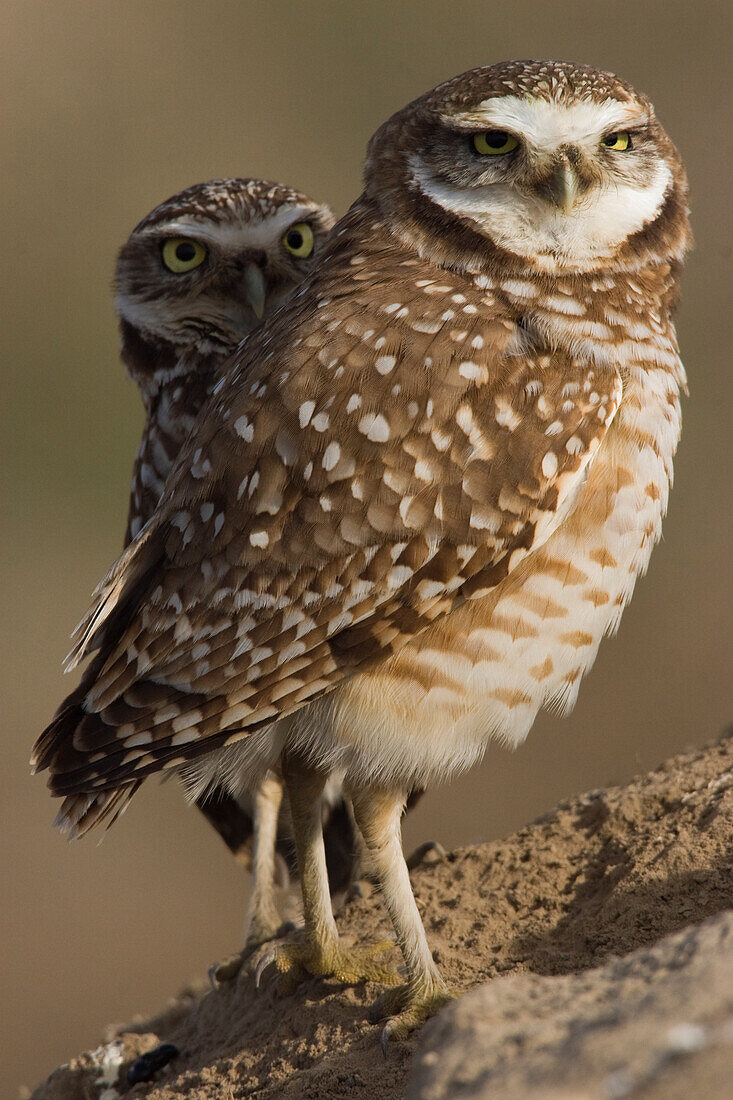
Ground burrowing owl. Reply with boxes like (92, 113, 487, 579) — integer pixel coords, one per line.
(35, 61, 690, 1045)
(116, 178, 343, 947)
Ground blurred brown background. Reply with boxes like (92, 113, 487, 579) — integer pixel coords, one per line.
(2, 0, 732, 1094)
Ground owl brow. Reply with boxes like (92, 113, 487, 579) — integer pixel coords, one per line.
(604, 124, 648, 139)
(140, 225, 211, 242)
(437, 114, 507, 135)
(447, 99, 646, 149)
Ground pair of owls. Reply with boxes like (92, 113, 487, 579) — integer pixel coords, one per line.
(36, 60, 690, 1045)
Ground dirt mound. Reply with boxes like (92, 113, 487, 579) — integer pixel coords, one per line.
(409, 912, 733, 1099)
(31, 733, 733, 1099)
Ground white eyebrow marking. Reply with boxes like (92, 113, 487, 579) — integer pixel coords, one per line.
(408, 147, 671, 267)
(450, 96, 642, 150)
(140, 204, 317, 249)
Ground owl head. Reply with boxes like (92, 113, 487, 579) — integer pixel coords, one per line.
(114, 178, 334, 360)
(366, 60, 690, 273)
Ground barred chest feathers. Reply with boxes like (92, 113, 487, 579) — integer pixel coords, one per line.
(282, 269, 684, 791)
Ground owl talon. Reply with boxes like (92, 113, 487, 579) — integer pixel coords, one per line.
(253, 945, 279, 989)
(251, 936, 400, 995)
(208, 953, 245, 989)
(373, 984, 456, 1049)
(209, 919, 300, 991)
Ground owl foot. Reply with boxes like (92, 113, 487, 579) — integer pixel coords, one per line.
(209, 953, 245, 988)
(208, 919, 296, 987)
(369, 983, 456, 1052)
(253, 935, 401, 995)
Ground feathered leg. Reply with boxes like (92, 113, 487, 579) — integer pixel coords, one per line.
(243, 774, 290, 947)
(350, 785, 454, 1049)
(210, 773, 293, 985)
(254, 759, 399, 992)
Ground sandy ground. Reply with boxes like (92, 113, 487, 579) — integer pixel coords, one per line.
(30, 732, 733, 1099)
(409, 912, 733, 1098)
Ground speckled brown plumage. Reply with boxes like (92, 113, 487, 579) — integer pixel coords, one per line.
(63, 179, 357, 934)
(35, 61, 691, 1043)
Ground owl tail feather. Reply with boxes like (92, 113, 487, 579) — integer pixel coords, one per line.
(33, 675, 142, 837)
(53, 783, 141, 840)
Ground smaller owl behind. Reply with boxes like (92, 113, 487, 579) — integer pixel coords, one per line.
(114, 178, 340, 946)
(116, 178, 334, 543)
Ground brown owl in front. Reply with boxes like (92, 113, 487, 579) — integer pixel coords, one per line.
(35, 61, 691, 1045)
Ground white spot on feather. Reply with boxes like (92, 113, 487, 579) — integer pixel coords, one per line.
(459, 361, 486, 382)
(322, 442, 341, 471)
(124, 731, 153, 748)
(234, 416, 254, 442)
(358, 413, 390, 442)
(494, 397, 521, 430)
(387, 565, 413, 588)
(542, 451, 559, 477)
(299, 401, 315, 428)
(171, 728, 200, 746)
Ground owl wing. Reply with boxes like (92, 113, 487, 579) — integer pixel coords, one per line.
(34, 239, 621, 804)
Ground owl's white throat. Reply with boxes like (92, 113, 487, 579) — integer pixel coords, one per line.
(409, 156, 672, 270)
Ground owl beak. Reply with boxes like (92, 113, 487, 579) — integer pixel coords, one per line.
(242, 261, 267, 319)
(546, 158, 580, 214)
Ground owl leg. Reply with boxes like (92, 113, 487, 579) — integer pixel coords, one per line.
(243, 773, 292, 948)
(209, 774, 293, 986)
(253, 759, 400, 993)
(350, 786, 454, 1049)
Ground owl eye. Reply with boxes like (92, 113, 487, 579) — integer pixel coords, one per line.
(472, 131, 520, 156)
(602, 131, 632, 151)
(161, 238, 207, 273)
(282, 222, 315, 258)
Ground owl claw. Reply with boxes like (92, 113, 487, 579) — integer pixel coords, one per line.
(209, 919, 300, 991)
(249, 936, 400, 996)
(254, 946, 279, 989)
(380, 1023, 392, 1058)
(208, 952, 244, 989)
(406, 840, 447, 870)
(371, 983, 456, 1048)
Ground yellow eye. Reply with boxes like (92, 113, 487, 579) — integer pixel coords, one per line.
(161, 238, 207, 273)
(472, 130, 519, 156)
(602, 131, 632, 151)
(282, 222, 315, 258)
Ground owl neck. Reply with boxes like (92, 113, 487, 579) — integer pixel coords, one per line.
(337, 197, 685, 391)
(119, 318, 226, 406)
(343, 194, 686, 346)
(359, 155, 690, 283)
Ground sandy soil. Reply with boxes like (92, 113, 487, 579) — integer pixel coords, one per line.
(409, 912, 733, 1098)
(31, 731, 733, 1099)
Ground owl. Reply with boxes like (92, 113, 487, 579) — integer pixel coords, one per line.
(115, 178, 346, 949)
(117, 178, 334, 544)
(35, 61, 691, 1046)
